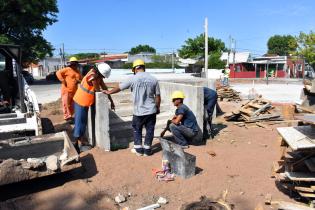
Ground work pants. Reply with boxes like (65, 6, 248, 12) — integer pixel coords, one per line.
(132, 114, 156, 153)
(169, 123, 196, 146)
(73, 102, 89, 139)
(62, 91, 75, 120)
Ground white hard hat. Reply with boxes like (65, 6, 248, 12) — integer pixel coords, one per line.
(97, 63, 111, 78)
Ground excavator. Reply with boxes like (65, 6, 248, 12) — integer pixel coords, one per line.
(0, 44, 81, 186)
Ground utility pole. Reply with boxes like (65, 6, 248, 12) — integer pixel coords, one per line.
(59, 48, 63, 69)
(62, 43, 65, 67)
(172, 50, 175, 73)
(204, 17, 208, 79)
(232, 38, 236, 77)
(227, 35, 231, 68)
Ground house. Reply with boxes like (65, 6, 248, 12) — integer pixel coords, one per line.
(220, 52, 305, 78)
(127, 52, 154, 63)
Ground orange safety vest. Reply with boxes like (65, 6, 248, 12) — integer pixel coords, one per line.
(73, 70, 96, 107)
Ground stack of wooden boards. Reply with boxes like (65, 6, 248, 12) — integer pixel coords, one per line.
(273, 114, 315, 202)
(225, 97, 281, 122)
(217, 86, 241, 102)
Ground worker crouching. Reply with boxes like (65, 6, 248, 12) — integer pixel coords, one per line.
(73, 63, 115, 152)
(169, 91, 199, 149)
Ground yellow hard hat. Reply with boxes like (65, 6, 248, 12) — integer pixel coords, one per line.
(171, 91, 185, 100)
(69, 57, 78, 62)
(132, 59, 145, 69)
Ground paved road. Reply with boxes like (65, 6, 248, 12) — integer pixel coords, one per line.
(231, 83, 303, 103)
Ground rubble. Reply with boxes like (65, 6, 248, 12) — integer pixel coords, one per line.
(217, 86, 241, 102)
(157, 197, 168, 205)
(45, 155, 59, 171)
(224, 96, 281, 122)
(115, 194, 126, 203)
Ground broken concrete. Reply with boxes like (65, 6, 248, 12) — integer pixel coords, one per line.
(160, 137, 196, 179)
(45, 155, 59, 171)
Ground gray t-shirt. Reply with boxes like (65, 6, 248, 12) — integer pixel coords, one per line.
(119, 72, 160, 116)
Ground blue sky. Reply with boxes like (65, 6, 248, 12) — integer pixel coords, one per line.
(44, 0, 315, 56)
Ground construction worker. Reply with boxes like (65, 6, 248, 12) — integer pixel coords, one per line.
(222, 67, 230, 86)
(168, 91, 199, 149)
(203, 87, 218, 139)
(104, 59, 161, 156)
(73, 63, 115, 152)
(56, 57, 82, 122)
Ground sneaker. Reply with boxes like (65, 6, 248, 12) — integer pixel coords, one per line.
(131, 148, 143, 156)
(79, 145, 92, 152)
(144, 149, 152, 156)
(181, 145, 189, 149)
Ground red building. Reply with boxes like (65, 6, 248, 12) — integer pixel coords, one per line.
(221, 52, 305, 78)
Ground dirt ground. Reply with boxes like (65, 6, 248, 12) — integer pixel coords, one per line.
(0, 98, 300, 210)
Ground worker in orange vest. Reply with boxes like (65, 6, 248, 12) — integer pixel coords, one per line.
(56, 57, 82, 122)
(73, 63, 115, 152)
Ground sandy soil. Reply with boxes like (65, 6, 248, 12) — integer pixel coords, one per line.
(0, 99, 299, 210)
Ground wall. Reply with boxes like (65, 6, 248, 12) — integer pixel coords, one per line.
(159, 82, 204, 130)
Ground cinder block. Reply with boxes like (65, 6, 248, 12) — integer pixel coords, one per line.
(160, 137, 196, 179)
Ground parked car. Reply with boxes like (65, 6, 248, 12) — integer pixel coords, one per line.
(22, 70, 34, 84)
(46, 71, 58, 81)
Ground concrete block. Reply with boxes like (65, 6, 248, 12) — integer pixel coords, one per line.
(86, 105, 95, 146)
(160, 137, 196, 179)
(95, 93, 111, 151)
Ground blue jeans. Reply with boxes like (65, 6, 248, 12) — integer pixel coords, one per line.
(73, 102, 89, 139)
(132, 114, 156, 153)
(169, 123, 196, 146)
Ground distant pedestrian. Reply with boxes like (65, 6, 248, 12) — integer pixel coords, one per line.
(222, 68, 230, 86)
(73, 63, 115, 152)
(56, 57, 82, 122)
(104, 59, 161, 156)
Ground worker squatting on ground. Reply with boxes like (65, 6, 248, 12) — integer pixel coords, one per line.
(104, 59, 161, 156)
(73, 63, 115, 152)
(56, 57, 82, 122)
(203, 87, 218, 139)
(168, 91, 199, 149)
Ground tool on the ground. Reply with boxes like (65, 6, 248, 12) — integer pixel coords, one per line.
(160, 119, 172, 138)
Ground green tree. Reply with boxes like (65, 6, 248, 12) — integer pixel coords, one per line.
(178, 33, 226, 59)
(0, 0, 58, 63)
(267, 35, 297, 55)
(296, 31, 315, 68)
(208, 52, 226, 69)
(129, 44, 156, 55)
(70, 53, 100, 60)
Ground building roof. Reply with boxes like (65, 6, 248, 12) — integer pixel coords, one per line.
(220, 52, 252, 63)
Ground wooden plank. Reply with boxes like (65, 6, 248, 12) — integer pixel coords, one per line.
(298, 192, 315, 198)
(277, 126, 315, 150)
(240, 107, 254, 116)
(298, 106, 315, 114)
(249, 113, 280, 121)
(305, 158, 315, 172)
(253, 103, 272, 116)
(275, 201, 315, 210)
(295, 114, 315, 125)
(283, 172, 315, 181)
(295, 186, 314, 193)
